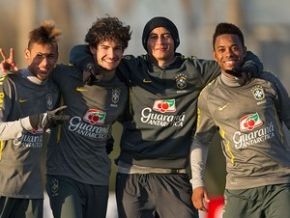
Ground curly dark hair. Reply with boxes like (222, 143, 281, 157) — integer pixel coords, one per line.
(212, 22, 244, 49)
(85, 16, 131, 50)
(28, 20, 61, 50)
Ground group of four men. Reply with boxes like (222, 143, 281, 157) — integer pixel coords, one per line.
(0, 14, 290, 218)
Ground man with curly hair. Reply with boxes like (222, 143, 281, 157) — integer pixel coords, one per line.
(45, 16, 131, 218)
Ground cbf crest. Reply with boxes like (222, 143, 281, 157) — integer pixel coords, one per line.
(46, 93, 54, 110)
(112, 88, 121, 104)
(251, 85, 265, 101)
(175, 73, 188, 89)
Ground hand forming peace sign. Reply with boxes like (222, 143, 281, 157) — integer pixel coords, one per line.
(0, 48, 18, 75)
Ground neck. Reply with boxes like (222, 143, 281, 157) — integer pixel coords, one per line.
(22, 69, 47, 84)
(221, 71, 249, 87)
(150, 55, 176, 69)
(95, 66, 116, 81)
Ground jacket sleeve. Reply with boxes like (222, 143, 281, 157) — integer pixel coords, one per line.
(238, 51, 264, 77)
(190, 89, 218, 189)
(261, 72, 290, 129)
(69, 44, 93, 71)
(0, 76, 33, 140)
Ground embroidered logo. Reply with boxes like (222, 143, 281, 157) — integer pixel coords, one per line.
(112, 88, 120, 104)
(175, 73, 188, 89)
(76, 87, 88, 92)
(217, 103, 229, 111)
(83, 109, 106, 125)
(239, 112, 263, 132)
(153, 99, 176, 113)
(18, 98, 27, 103)
(251, 85, 265, 101)
(46, 93, 54, 110)
(50, 177, 59, 197)
(143, 79, 152, 83)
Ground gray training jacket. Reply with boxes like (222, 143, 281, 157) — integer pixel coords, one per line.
(191, 72, 290, 190)
(0, 69, 60, 198)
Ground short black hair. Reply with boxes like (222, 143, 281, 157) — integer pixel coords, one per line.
(212, 23, 244, 49)
(28, 20, 61, 50)
(85, 16, 131, 50)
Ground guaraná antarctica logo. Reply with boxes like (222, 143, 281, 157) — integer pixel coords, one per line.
(68, 109, 109, 139)
(233, 112, 275, 149)
(153, 99, 176, 113)
(141, 99, 185, 127)
(83, 109, 106, 125)
(239, 112, 263, 132)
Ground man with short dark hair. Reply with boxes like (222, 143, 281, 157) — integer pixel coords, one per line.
(0, 21, 67, 218)
(190, 22, 290, 218)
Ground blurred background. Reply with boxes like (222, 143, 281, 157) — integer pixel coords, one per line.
(1, 0, 290, 217)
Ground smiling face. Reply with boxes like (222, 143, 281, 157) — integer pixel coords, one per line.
(90, 39, 124, 72)
(25, 42, 58, 81)
(213, 34, 246, 73)
(147, 27, 175, 67)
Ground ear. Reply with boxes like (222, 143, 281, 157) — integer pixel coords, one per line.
(89, 46, 96, 56)
(243, 46, 247, 53)
(242, 46, 247, 58)
(24, 48, 30, 60)
(213, 50, 218, 62)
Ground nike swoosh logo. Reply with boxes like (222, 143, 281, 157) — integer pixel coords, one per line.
(143, 79, 152, 83)
(19, 99, 27, 103)
(218, 103, 229, 111)
(76, 87, 88, 92)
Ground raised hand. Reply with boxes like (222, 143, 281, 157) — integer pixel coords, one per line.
(0, 48, 18, 75)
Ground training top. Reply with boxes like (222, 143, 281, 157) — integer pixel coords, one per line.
(69, 45, 262, 170)
(116, 54, 220, 169)
(190, 72, 290, 190)
(46, 64, 128, 185)
(0, 69, 60, 199)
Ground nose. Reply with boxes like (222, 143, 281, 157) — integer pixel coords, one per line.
(108, 48, 119, 60)
(225, 48, 234, 57)
(107, 48, 114, 58)
(40, 57, 49, 67)
(156, 36, 165, 44)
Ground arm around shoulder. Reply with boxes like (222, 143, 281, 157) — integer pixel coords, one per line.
(69, 44, 93, 72)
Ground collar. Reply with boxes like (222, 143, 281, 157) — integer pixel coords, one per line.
(220, 72, 248, 87)
(20, 69, 47, 85)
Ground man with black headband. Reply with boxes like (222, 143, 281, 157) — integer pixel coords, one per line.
(70, 16, 262, 218)
(190, 22, 290, 218)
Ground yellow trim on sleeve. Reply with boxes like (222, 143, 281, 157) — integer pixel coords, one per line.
(0, 140, 3, 160)
(219, 129, 235, 164)
(197, 107, 201, 128)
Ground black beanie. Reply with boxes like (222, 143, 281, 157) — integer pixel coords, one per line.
(142, 16, 180, 51)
